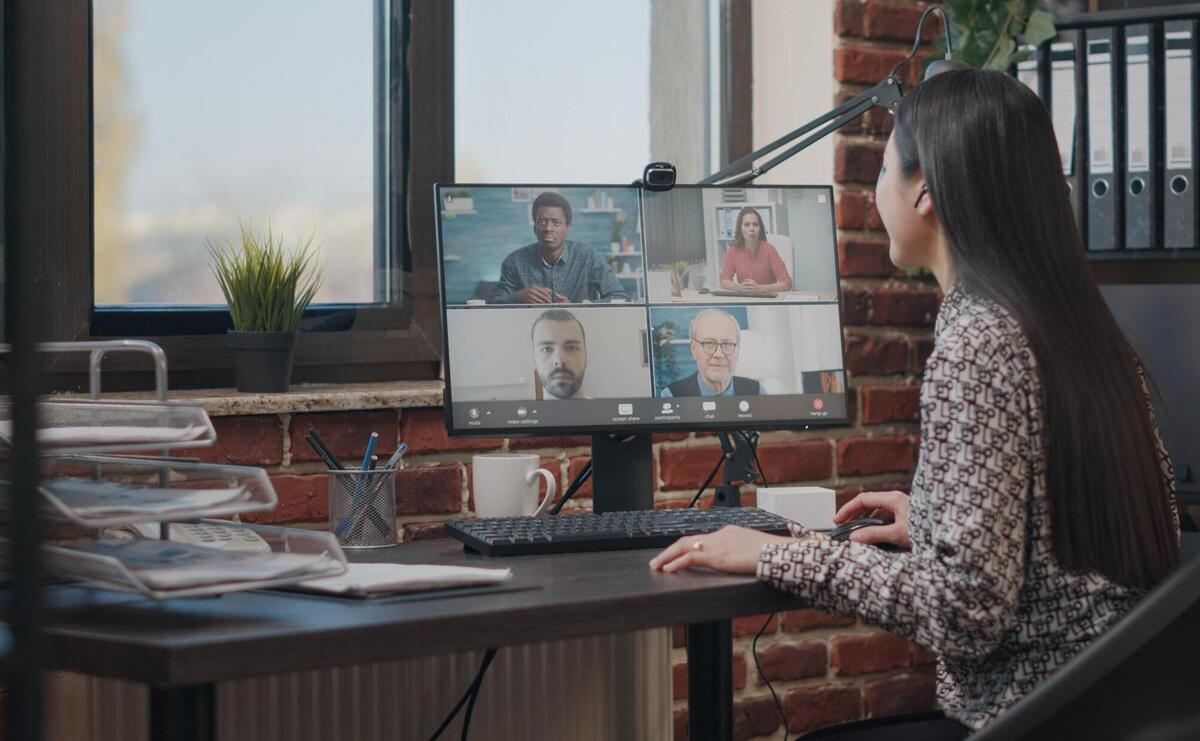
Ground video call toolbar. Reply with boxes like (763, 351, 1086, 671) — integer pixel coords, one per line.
(451, 393, 847, 432)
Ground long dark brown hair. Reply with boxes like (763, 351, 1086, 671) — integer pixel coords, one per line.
(893, 69, 1177, 588)
(732, 207, 765, 247)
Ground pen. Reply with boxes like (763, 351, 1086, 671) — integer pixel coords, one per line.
(381, 442, 408, 471)
(347, 496, 394, 541)
(350, 442, 406, 538)
(306, 431, 345, 471)
(335, 432, 380, 536)
(306, 427, 345, 469)
(359, 432, 379, 473)
(357, 440, 408, 538)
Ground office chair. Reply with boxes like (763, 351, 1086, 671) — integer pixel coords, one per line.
(764, 232, 794, 284)
(969, 531, 1200, 740)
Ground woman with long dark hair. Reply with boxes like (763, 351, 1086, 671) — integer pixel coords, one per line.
(719, 206, 793, 292)
(651, 69, 1179, 738)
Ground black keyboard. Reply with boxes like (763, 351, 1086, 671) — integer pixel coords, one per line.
(444, 507, 794, 556)
(709, 289, 778, 298)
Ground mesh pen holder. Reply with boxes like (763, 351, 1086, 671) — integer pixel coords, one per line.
(328, 468, 397, 549)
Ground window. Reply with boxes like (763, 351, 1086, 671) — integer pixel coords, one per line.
(92, 0, 384, 308)
(454, 0, 726, 183)
(13, 1, 750, 390)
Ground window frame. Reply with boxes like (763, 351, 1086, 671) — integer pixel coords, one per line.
(15, 0, 749, 392)
(93, 0, 398, 325)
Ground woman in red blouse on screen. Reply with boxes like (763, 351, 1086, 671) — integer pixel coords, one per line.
(719, 206, 793, 292)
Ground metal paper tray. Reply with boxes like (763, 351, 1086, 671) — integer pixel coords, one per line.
(0, 399, 216, 455)
(42, 520, 348, 600)
(32, 455, 279, 528)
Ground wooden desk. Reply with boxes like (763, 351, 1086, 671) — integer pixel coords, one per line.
(35, 539, 806, 741)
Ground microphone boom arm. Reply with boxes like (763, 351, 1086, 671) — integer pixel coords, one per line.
(700, 76, 904, 186)
(701, 4, 953, 187)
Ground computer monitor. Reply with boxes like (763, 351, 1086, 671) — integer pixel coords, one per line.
(435, 184, 848, 510)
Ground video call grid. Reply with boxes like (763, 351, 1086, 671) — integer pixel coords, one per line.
(438, 184, 848, 414)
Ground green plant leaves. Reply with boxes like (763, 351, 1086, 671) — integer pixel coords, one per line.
(945, 0, 1057, 72)
(207, 224, 323, 333)
(987, 36, 1017, 69)
(1024, 8, 1057, 48)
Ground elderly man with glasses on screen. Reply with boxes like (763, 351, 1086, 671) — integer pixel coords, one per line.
(662, 308, 765, 398)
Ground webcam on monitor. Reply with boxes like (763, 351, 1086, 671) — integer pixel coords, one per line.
(640, 161, 676, 191)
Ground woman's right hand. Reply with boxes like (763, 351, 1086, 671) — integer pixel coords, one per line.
(833, 490, 911, 550)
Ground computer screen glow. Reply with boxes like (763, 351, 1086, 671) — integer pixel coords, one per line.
(437, 184, 849, 434)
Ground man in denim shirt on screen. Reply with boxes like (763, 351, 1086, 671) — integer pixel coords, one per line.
(488, 192, 629, 304)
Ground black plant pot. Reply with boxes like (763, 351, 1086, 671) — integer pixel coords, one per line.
(227, 330, 298, 393)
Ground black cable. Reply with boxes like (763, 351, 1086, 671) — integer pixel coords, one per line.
(549, 460, 592, 515)
(553, 434, 641, 514)
(742, 431, 768, 487)
(688, 451, 726, 508)
(752, 613, 788, 741)
(460, 648, 498, 741)
(428, 647, 498, 741)
(427, 682, 473, 740)
(887, 5, 953, 80)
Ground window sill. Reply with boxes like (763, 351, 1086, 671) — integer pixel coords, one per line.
(55, 380, 445, 417)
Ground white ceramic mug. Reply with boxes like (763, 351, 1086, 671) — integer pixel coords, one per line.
(472, 453, 557, 518)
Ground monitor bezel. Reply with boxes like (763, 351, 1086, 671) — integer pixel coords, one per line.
(434, 182, 851, 437)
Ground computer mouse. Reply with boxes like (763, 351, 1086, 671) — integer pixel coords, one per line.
(698, 287, 711, 294)
(828, 517, 889, 541)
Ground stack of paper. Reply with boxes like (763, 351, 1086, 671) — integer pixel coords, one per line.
(296, 562, 513, 597)
(0, 422, 208, 447)
(42, 479, 250, 518)
(101, 521, 273, 554)
(51, 538, 339, 592)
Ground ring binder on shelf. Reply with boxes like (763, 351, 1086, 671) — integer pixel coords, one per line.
(1163, 19, 1198, 249)
(1124, 24, 1157, 250)
(1086, 28, 1120, 251)
(1050, 33, 1084, 231)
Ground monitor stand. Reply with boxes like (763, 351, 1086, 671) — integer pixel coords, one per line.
(590, 433, 655, 513)
(712, 431, 758, 508)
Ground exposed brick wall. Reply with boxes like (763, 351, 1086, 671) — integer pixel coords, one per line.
(696, 2, 944, 737)
(163, 5, 944, 737)
(187, 398, 937, 740)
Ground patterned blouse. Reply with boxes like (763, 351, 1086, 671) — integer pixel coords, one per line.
(756, 284, 1178, 730)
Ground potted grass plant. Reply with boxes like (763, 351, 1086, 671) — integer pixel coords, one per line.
(209, 224, 322, 392)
